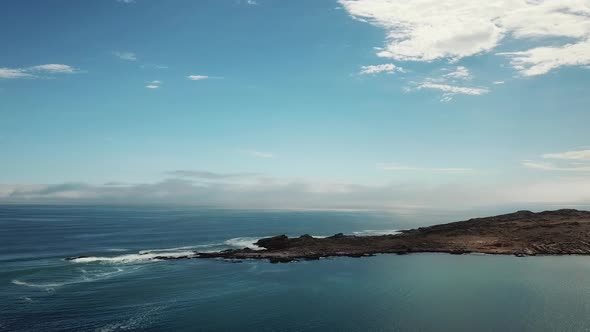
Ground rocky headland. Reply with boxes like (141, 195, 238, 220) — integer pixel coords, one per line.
(196, 209, 590, 262)
(66, 209, 590, 263)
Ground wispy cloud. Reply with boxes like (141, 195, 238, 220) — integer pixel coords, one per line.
(113, 51, 137, 61)
(30, 64, 77, 73)
(245, 150, 274, 159)
(415, 82, 489, 102)
(140, 64, 169, 70)
(187, 75, 209, 81)
(444, 66, 471, 80)
(378, 163, 473, 172)
(0, 68, 32, 79)
(167, 170, 260, 179)
(406, 65, 488, 102)
(0, 64, 79, 79)
(522, 161, 590, 172)
(523, 149, 590, 172)
(145, 80, 162, 89)
(359, 63, 404, 75)
(416, 82, 488, 96)
(493, 81, 505, 85)
(543, 149, 590, 161)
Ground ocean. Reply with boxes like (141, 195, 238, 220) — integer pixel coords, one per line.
(2, 205, 590, 331)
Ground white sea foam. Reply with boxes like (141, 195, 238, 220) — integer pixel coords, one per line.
(224, 237, 263, 250)
(12, 279, 65, 289)
(138, 243, 218, 255)
(105, 248, 129, 252)
(12, 267, 126, 291)
(353, 229, 400, 236)
(69, 251, 196, 264)
(68, 237, 265, 265)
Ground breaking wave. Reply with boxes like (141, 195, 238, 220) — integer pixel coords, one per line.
(69, 251, 196, 264)
(66, 236, 265, 265)
(224, 237, 263, 250)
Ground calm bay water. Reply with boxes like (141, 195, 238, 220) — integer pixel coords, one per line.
(2, 205, 590, 331)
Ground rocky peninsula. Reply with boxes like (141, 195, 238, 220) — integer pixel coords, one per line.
(195, 209, 590, 262)
(65, 209, 590, 263)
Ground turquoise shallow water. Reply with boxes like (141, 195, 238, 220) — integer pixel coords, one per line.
(2, 206, 590, 331)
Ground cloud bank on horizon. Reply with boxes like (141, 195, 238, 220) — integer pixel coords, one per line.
(4, 147, 590, 211)
(3, 164, 590, 211)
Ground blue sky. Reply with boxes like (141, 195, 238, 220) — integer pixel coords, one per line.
(1, 0, 590, 211)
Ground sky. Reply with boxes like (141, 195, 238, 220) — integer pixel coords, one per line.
(1, 0, 590, 212)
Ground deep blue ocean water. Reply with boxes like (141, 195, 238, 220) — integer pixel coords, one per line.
(2, 205, 590, 331)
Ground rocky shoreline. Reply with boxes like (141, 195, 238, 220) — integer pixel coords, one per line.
(196, 209, 590, 263)
(67, 209, 590, 263)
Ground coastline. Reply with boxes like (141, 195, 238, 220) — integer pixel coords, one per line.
(67, 209, 590, 263)
(192, 209, 590, 262)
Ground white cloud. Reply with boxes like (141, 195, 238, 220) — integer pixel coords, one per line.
(416, 82, 489, 102)
(145, 80, 162, 89)
(30, 64, 76, 73)
(187, 75, 209, 81)
(113, 51, 137, 61)
(522, 161, 590, 172)
(0, 68, 32, 79)
(523, 149, 590, 172)
(141, 64, 169, 70)
(543, 149, 590, 161)
(499, 40, 590, 76)
(493, 81, 505, 85)
(168, 170, 260, 179)
(246, 0, 258, 5)
(444, 66, 471, 80)
(417, 82, 488, 95)
(408, 65, 488, 101)
(0, 64, 79, 79)
(339, 0, 590, 75)
(246, 150, 274, 158)
(378, 163, 473, 172)
(359, 63, 404, 75)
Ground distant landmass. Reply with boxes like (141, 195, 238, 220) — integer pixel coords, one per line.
(68, 209, 590, 263)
